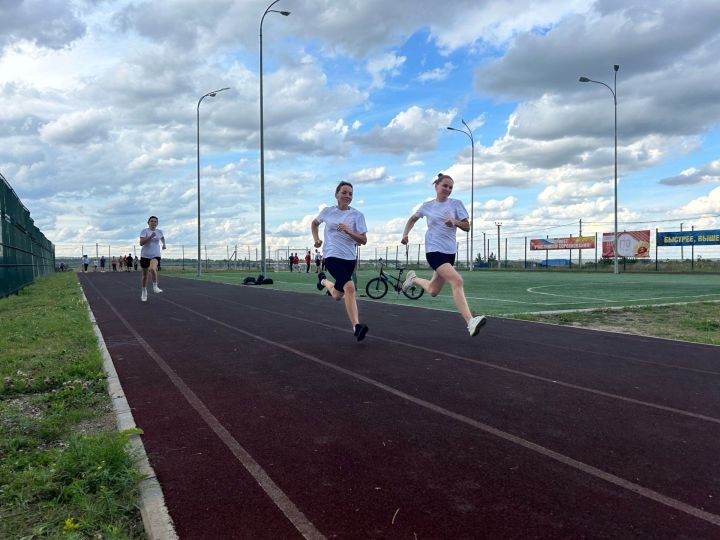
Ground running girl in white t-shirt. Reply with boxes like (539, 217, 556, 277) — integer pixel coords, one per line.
(138, 215, 166, 302)
(311, 181, 369, 342)
(401, 174, 487, 336)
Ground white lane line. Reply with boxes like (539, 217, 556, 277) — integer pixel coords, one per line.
(91, 285, 326, 540)
(81, 286, 179, 540)
(159, 293, 720, 530)
(184, 288, 720, 422)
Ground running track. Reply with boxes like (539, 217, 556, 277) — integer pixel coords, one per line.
(79, 272, 720, 539)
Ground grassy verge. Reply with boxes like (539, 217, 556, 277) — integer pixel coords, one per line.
(510, 301, 720, 345)
(0, 272, 145, 539)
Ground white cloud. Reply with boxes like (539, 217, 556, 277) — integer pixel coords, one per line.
(676, 186, 720, 216)
(537, 180, 612, 205)
(0, 0, 86, 51)
(366, 53, 406, 89)
(353, 106, 457, 154)
(348, 167, 387, 184)
(659, 160, 720, 186)
(417, 62, 455, 82)
(39, 109, 113, 145)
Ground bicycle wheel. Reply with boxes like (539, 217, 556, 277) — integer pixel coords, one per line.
(365, 278, 388, 299)
(402, 284, 424, 300)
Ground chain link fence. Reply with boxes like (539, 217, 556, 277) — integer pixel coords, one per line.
(1, 173, 56, 298)
(52, 226, 720, 275)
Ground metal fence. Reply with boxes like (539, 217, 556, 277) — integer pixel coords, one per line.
(53, 232, 720, 275)
(1, 173, 56, 298)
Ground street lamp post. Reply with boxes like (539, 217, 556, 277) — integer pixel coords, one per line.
(197, 87, 230, 276)
(259, 0, 290, 275)
(447, 120, 475, 271)
(495, 222, 502, 269)
(579, 64, 619, 274)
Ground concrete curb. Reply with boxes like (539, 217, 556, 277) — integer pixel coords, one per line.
(81, 288, 178, 540)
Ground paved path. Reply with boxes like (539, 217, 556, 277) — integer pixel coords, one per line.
(79, 272, 720, 539)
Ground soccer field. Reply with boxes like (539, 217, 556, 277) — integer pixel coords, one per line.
(175, 269, 720, 316)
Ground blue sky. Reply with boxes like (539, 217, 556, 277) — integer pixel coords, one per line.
(2, 0, 720, 260)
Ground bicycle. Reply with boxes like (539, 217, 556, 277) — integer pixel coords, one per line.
(365, 262, 424, 300)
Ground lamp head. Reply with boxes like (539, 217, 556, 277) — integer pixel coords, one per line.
(579, 76, 590, 82)
(208, 93, 217, 97)
(280, 10, 290, 15)
(613, 64, 619, 71)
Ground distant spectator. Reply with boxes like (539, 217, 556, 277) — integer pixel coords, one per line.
(314, 249, 321, 273)
(93, 259, 98, 272)
(111, 256, 117, 271)
(305, 250, 311, 273)
(126, 254, 133, 271)
(289, 253, 294, 272)
(81, 255, 89, 272)
(100, 255, 106, 272)
(293, 253, 300, 272)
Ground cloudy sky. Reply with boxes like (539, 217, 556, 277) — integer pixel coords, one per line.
(3, 0, 720, 259)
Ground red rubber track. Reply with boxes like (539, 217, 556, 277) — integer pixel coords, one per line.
(78, 272, 720, 539)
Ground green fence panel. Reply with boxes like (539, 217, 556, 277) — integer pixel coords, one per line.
(0, 172, 55, 298)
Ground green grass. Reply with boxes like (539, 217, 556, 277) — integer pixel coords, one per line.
(0, 272, 145, 539)
(512, 302, 720, 346)
(168, 268, 720, 346)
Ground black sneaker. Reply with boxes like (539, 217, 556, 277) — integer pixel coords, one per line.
(317, 272, 326, 291)
(354, 323, 369, 342)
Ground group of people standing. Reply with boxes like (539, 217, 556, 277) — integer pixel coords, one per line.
(288, 250, 323, 273)
(80, 253, 137, 272)
(311, 174, 486, 343)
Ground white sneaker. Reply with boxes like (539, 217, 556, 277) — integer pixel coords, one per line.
(153, 284, 163, 293)
(468, 315, 487, 337)
(141, 288, 147, 302)
(401, 270, 416, 291)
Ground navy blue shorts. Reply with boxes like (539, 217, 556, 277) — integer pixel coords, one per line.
(324, 257, 356, 292)
(426, 252, 455, 271)
(140, 256, 161, 269)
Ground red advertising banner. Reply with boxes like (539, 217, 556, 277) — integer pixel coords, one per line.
(602, 230, 650, 258)
(530, 236, 596, 250)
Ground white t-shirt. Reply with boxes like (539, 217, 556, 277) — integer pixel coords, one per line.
(140, 227, 164, 258)
(414, 198, 469, 254)
(315, 206, 367, 260)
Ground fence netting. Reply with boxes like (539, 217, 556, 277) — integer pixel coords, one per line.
(1, 173, 56, 298)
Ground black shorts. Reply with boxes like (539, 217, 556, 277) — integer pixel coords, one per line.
(140, 256, 161, 269)
(426, 252, 456, 271)
(324, 257, 356, 292)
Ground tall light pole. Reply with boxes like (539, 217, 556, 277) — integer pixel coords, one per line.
(447, 120, 475, 271)
(495, 222, 502, 269)
(579, 64, 619, 274)
(259, 0, 290, 275)
(197, 87, 229, 276)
